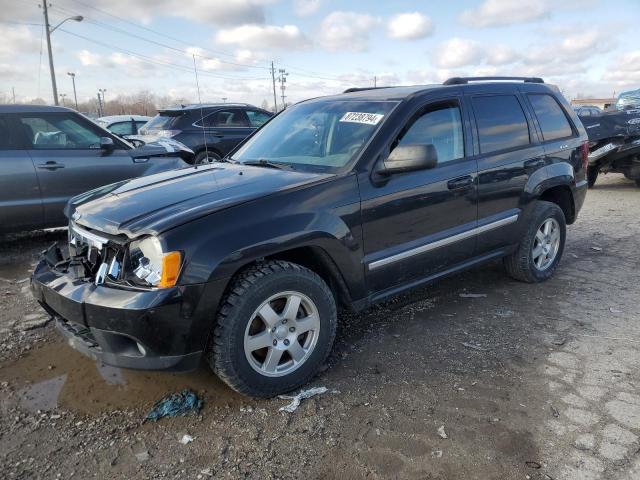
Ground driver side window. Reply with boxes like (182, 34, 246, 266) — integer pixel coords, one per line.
(396, 103, 464, 164)
(19, 114, 103, 149)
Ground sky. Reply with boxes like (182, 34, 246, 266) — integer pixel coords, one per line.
(1, 0, 639, 108)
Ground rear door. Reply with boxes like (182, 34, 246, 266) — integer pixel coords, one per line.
(16, 112, 141, 226)
(0, 115, 43, 232)
(206, 109, 254, 155)
(467, 88, 546, 254)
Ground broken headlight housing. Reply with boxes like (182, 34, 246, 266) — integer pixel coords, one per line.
(128, 236, 182, 288)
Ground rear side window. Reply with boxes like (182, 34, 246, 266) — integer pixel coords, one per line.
(471, 95, 530, 154)
(396, 104, 464, 163)
(528, 94, 574, 141)
(211, 109, 249, 127)
(246, 110, 272, 128)
(108, 121, 134, 136)
(144, 113, 184, 130)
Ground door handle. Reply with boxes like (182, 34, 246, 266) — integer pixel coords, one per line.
(37, 161, 65, 170)
(447, 176, 474, 190)
(524, 158, 545, 170)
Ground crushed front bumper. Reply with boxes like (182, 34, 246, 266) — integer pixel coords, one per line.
(31, 245, 227, 372)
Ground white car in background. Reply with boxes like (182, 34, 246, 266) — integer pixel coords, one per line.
(96, 115, 151, 138)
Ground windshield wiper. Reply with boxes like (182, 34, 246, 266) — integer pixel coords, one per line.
(241, 159, 295, 170)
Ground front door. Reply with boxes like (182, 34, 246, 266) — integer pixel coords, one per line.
(0, 115, 43, 232)
(15, 112, 141, 226)
(359, 97, 478, 294)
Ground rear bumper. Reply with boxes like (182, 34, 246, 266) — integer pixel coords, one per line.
(31, 248, 228, 372)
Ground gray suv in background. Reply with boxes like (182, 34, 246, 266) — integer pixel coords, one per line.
(0, 105, 189, 234)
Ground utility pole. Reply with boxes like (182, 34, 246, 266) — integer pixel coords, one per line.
(270, 61, 278, 112)
(67, 72, 78, 110)
(42, 1, 58, 105)
(40, 4, 83, 106)
(97, 92, 103, 117)
(12, 87, 16, 104)
(99, 88, 107, 114)
(278, 69, 288, 110)
(374, 76, 377, 88)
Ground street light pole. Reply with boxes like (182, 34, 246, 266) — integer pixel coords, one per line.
(41, 3, 83, 106)
(99, 88, 107, 114)
(67, 72, 78, 110)
(42, 2, 58, 105)
(59, 93, 67, 106)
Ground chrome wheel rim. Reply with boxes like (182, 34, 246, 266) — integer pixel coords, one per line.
(244, 291, 320, 377)
(532, 218, 561, 271)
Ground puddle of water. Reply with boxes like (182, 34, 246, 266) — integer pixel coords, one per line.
(0, 339, 245, 415)
(16, 374, 67, 411)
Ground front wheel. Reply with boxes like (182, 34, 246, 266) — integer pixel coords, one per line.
(503, 201, 566, 283)
(208, 261, 337, 398)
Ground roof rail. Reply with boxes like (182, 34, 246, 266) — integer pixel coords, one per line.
(343, 86, 393, 93)
(443, 76, 544, 85)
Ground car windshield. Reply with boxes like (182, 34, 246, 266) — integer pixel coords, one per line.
(232, 100, 397, 172)
(143, 112, 184, 130)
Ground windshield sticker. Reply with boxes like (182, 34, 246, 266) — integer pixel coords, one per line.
(339, 112, 384, 125)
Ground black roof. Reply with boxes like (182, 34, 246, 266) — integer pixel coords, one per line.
(0, 104, 74, 113)
(159, 103, 256, 112)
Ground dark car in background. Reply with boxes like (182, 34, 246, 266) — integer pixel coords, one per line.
(0, 105, 190, 234)
(32, 77, 588, 397)
(138, 103, 272, 164)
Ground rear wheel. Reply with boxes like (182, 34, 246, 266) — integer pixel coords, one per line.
(587, 166, 599, 188)
(194, 150, 221, 164)
(208, 261, 337, 398)
(504, 201, 566, 283)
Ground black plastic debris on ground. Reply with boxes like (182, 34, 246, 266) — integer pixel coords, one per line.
(145, 389, 203, 422)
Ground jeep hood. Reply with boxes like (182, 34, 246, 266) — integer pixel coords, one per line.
(67, 164, 331, 237)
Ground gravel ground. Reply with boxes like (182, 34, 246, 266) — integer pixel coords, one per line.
(0, 174, 638, 479)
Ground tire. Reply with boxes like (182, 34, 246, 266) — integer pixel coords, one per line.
(194, 150, 221, 164)
(635, 179, 640, 188)
(587, 166, 599, 188)
(208, 260, 337, 398)
(503, 201, 566, 283)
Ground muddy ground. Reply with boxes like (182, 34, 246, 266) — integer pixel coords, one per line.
(0, 174, 639, 480)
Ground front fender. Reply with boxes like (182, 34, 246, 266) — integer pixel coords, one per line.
(163, 174, 365, 301)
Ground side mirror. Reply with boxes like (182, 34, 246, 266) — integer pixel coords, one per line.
(100, 136, 115, 153)
(377, 144, 438, 175)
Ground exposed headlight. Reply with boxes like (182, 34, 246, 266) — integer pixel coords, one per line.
(129, 236, 181, 288)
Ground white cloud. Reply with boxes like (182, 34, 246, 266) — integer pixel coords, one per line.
(486, 45, 518, 65)
(460, 0, 550, 28)
(318, 11, 381, 52)
(77, 49, 102, 67)
(432, 38, 483, 68)
(602, 50, 640, 88)
(294, 0, 322, 17)
(387, 12, 433, 40)
(215, 24, 310, 50)
(0, 26, 41, 60)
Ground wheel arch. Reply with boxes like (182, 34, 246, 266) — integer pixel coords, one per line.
(525, 163, 577, 224)
(538, 185, 575, 224)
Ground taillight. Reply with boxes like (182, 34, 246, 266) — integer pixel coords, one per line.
(581, 141, 589, 172)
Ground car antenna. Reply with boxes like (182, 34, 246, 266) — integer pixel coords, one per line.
(192, 54, 218, 186)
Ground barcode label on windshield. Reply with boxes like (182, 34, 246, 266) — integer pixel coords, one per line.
(339, 112, 384, 125)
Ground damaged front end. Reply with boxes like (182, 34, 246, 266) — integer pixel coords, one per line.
(30, 222, 211, 372)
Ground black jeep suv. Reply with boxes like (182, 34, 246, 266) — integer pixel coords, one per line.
(32, 77, 589, 397)
(138, 103, 272, 164)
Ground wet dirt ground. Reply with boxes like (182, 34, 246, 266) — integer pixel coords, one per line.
(0, 174, 639, 479)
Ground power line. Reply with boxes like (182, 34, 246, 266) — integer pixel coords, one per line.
(51, 4, 270, 71)
(57, 28, 269, 81)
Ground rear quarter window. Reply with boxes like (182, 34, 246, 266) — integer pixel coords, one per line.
(471, 95, 530, 154)
(528, 94, 574, 141)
